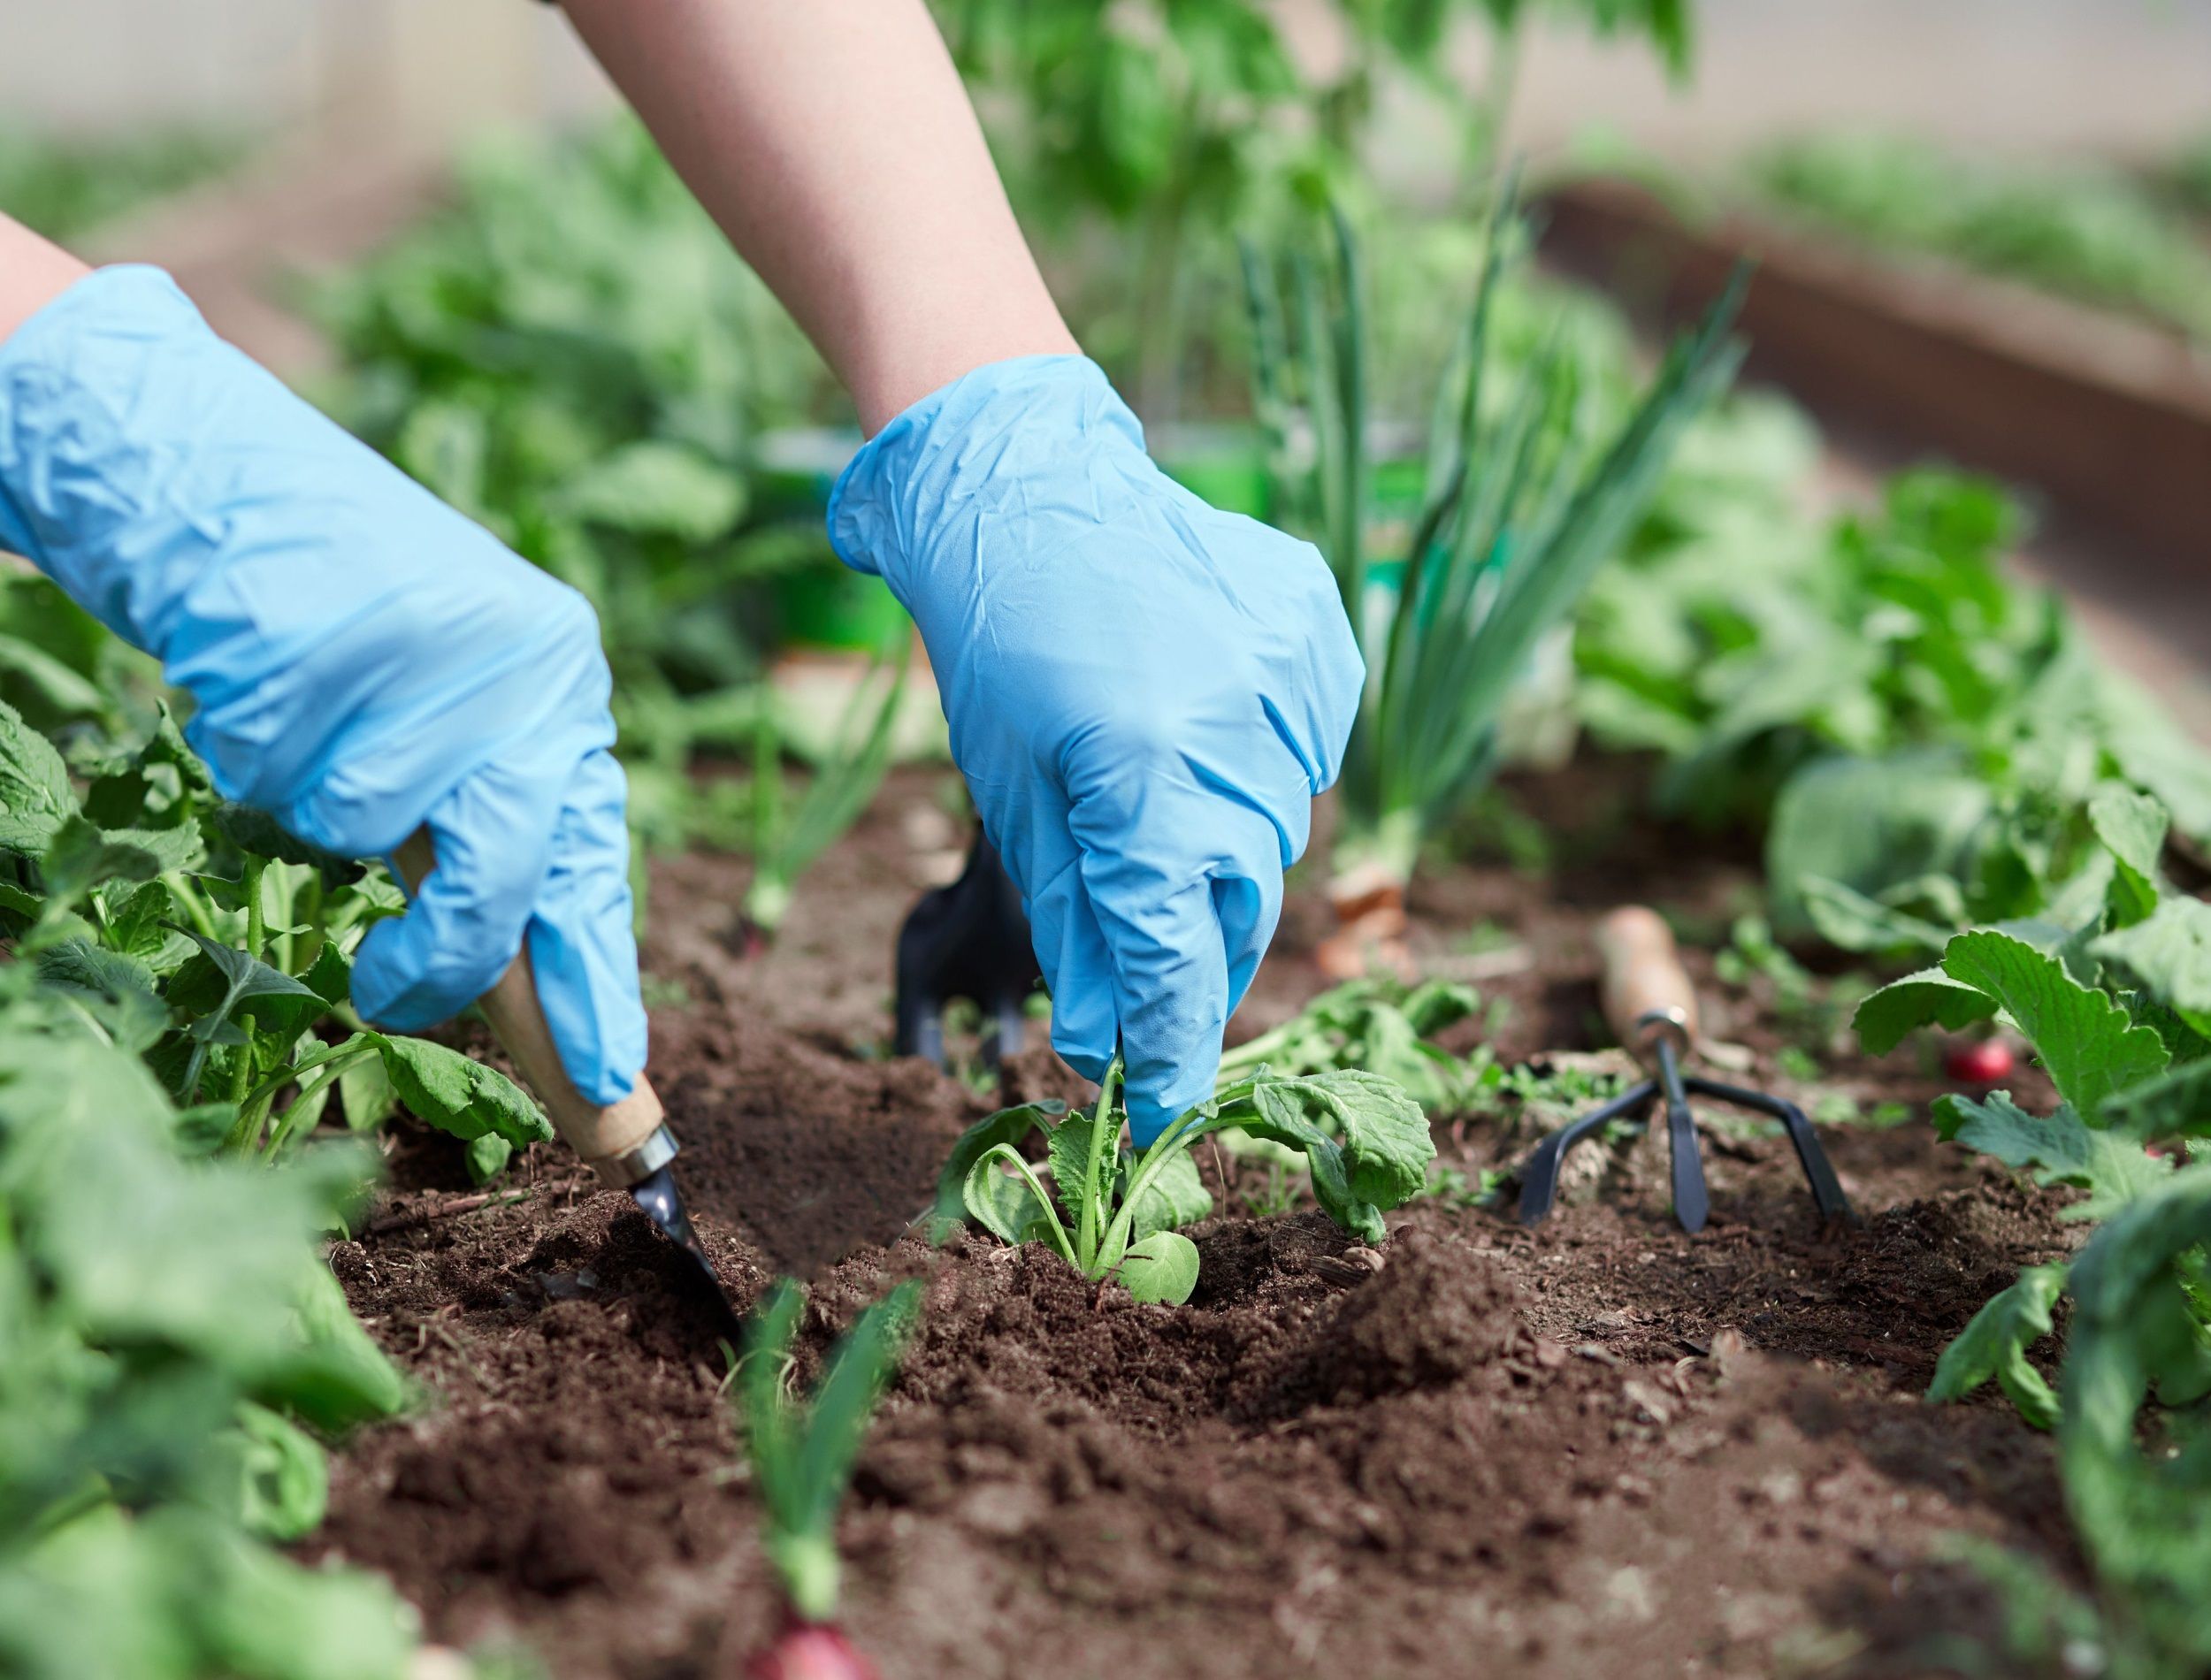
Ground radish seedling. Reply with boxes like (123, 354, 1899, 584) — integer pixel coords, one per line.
(939, 1057, 1432, 1303)
(737, 1280, 916, 1680)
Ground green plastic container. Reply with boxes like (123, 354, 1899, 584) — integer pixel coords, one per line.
(749, 427, 910, 652)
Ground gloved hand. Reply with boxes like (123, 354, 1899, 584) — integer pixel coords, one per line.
(0, 266, 645, 1103)
(832, 355, 1362, 1143)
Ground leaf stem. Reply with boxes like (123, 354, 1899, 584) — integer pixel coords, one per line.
(162, 870, 218, 941)
(974, 1142, 1077, 1269)
(1075, 1058, 1122, 1272)
(225, 857, 271, 1119)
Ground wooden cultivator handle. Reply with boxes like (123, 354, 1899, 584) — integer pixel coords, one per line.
(1595, 905, 1698, 1063)
(393, 830, 667, 1186)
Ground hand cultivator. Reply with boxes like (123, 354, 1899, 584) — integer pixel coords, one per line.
(1518, 906, 1855, 1233)
(395, 834, 746, 1336)
(892, 833, 1039, 1070)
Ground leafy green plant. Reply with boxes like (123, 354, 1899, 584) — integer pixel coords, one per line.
(938, 1057, 1432, 1304)
(1851, 790, 2211, 1424)
(1750, 132, 2211, 344)
(1580, 464, 2211, 957)
(1214, 976, 1492, 1111)
(0, 958, 423, 1680)
(737, 1280, 916, 1675)
(941, 0, 1693, 408)
(0, 693, 551, 1180)
(1245, 187, 1744, 915)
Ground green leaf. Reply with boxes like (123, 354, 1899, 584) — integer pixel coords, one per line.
(738, 1279, 919, 1622)
(1044, 1106, 1110, 1233)
(960, 1148, 1056, 1248)
(0, 696, 78, 856)
(1765, 750, 1990, 939)
(2090, 783, 2168, 929)
(216, 1401, 329, 1542)
(1218, 1070, 1433, 1243)
(302, 943, 351, 1009)
(38, 816, 166, 906)
(1927, 1262, 2066, 1429)
(2103, 1058, 2211, 1142)
(464, 1133, 514, 1185)
(2092, 897, 2211, 1041)
(1119, 1146, 1212, 1242)
(1943, 929, 2169, 1119)
(34, 937, 165, 1054)
(1114, 1229, 1199, 1305)
(336, 1051, 397, 1134)
(1935, 1090, 2170, 1220)
(934, 1100, 1061, 1227)
(373, 1034, 553, 1149)
(558, 441, 746, 541)
(1852, 965, 1999, 1055)
(207, 804, 364, 886)
(1801, 874, 1953, 957)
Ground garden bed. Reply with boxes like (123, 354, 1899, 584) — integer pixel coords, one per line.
(312, 763, 2085, 1679)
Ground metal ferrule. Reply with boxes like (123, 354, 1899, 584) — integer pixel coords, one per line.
(590, 1122, 680, 1189)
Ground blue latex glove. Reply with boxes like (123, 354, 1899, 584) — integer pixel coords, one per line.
(0, 266, 645, 1103)
(832, 355, 1361, 1143)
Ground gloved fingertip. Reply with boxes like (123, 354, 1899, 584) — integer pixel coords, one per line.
(350, 916, 485, 1031)
(1124, 1094, 1178, 1150)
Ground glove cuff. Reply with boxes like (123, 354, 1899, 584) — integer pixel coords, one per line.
(826, 353, 1146, 596)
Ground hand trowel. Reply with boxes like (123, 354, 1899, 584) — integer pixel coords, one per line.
(394, 832, 744, 1337)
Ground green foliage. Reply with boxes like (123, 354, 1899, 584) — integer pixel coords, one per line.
(940, 1057, 1433, 1303)
(1927, 1263, 2066, 1430)
(941, 0, 1693, 399)
(2056, 1167, 2211, 1676)
(0, 698, 545, 1168)
(1213, 976, 1493, 1111)
(1751, 132, 2211, 344)
(738, 1280, 919, 1623)
(1581, 459, 2211, 953)
(0, 962, 419, 1678)
(1246, 190, 1742, 890)
(0, 125, 245, 241)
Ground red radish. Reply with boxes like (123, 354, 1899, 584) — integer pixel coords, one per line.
(736, 1281, 914, 1680)
(746, 1616, 881, 1680)
(1945, 1037, 2014, 1085)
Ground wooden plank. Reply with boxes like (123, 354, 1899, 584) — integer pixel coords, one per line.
(1537, 178, 2211, 571)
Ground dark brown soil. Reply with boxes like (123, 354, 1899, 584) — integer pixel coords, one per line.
(311, 759, 2085, 1680)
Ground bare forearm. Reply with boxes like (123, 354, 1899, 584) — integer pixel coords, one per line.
(562, 0, 1078, 434)
(0, 215, 91, 347)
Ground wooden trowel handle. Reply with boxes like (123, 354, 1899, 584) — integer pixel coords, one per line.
(1595, 905, 1697, 1063)
(393, 830, 666, 1185)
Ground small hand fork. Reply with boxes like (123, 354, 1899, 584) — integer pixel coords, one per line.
(1517, 906, 1855, 1234)
(892, 832, 1039, 1071)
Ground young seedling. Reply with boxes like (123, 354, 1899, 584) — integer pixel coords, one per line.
(938, 1057, 1433, 1304)
(737, 1280, 918, 1680)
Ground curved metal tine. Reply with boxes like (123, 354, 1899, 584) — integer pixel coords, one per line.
(982, 994, 1028, 1070)
(894, 991, 946, 1066)
(1685, 1076, 1857, 1224)
(1517, 1079, 1658, 1226)
(1655, 1036, 1710, 1234)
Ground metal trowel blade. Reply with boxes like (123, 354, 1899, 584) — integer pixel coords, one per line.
(630, 1164, 746, 1340)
